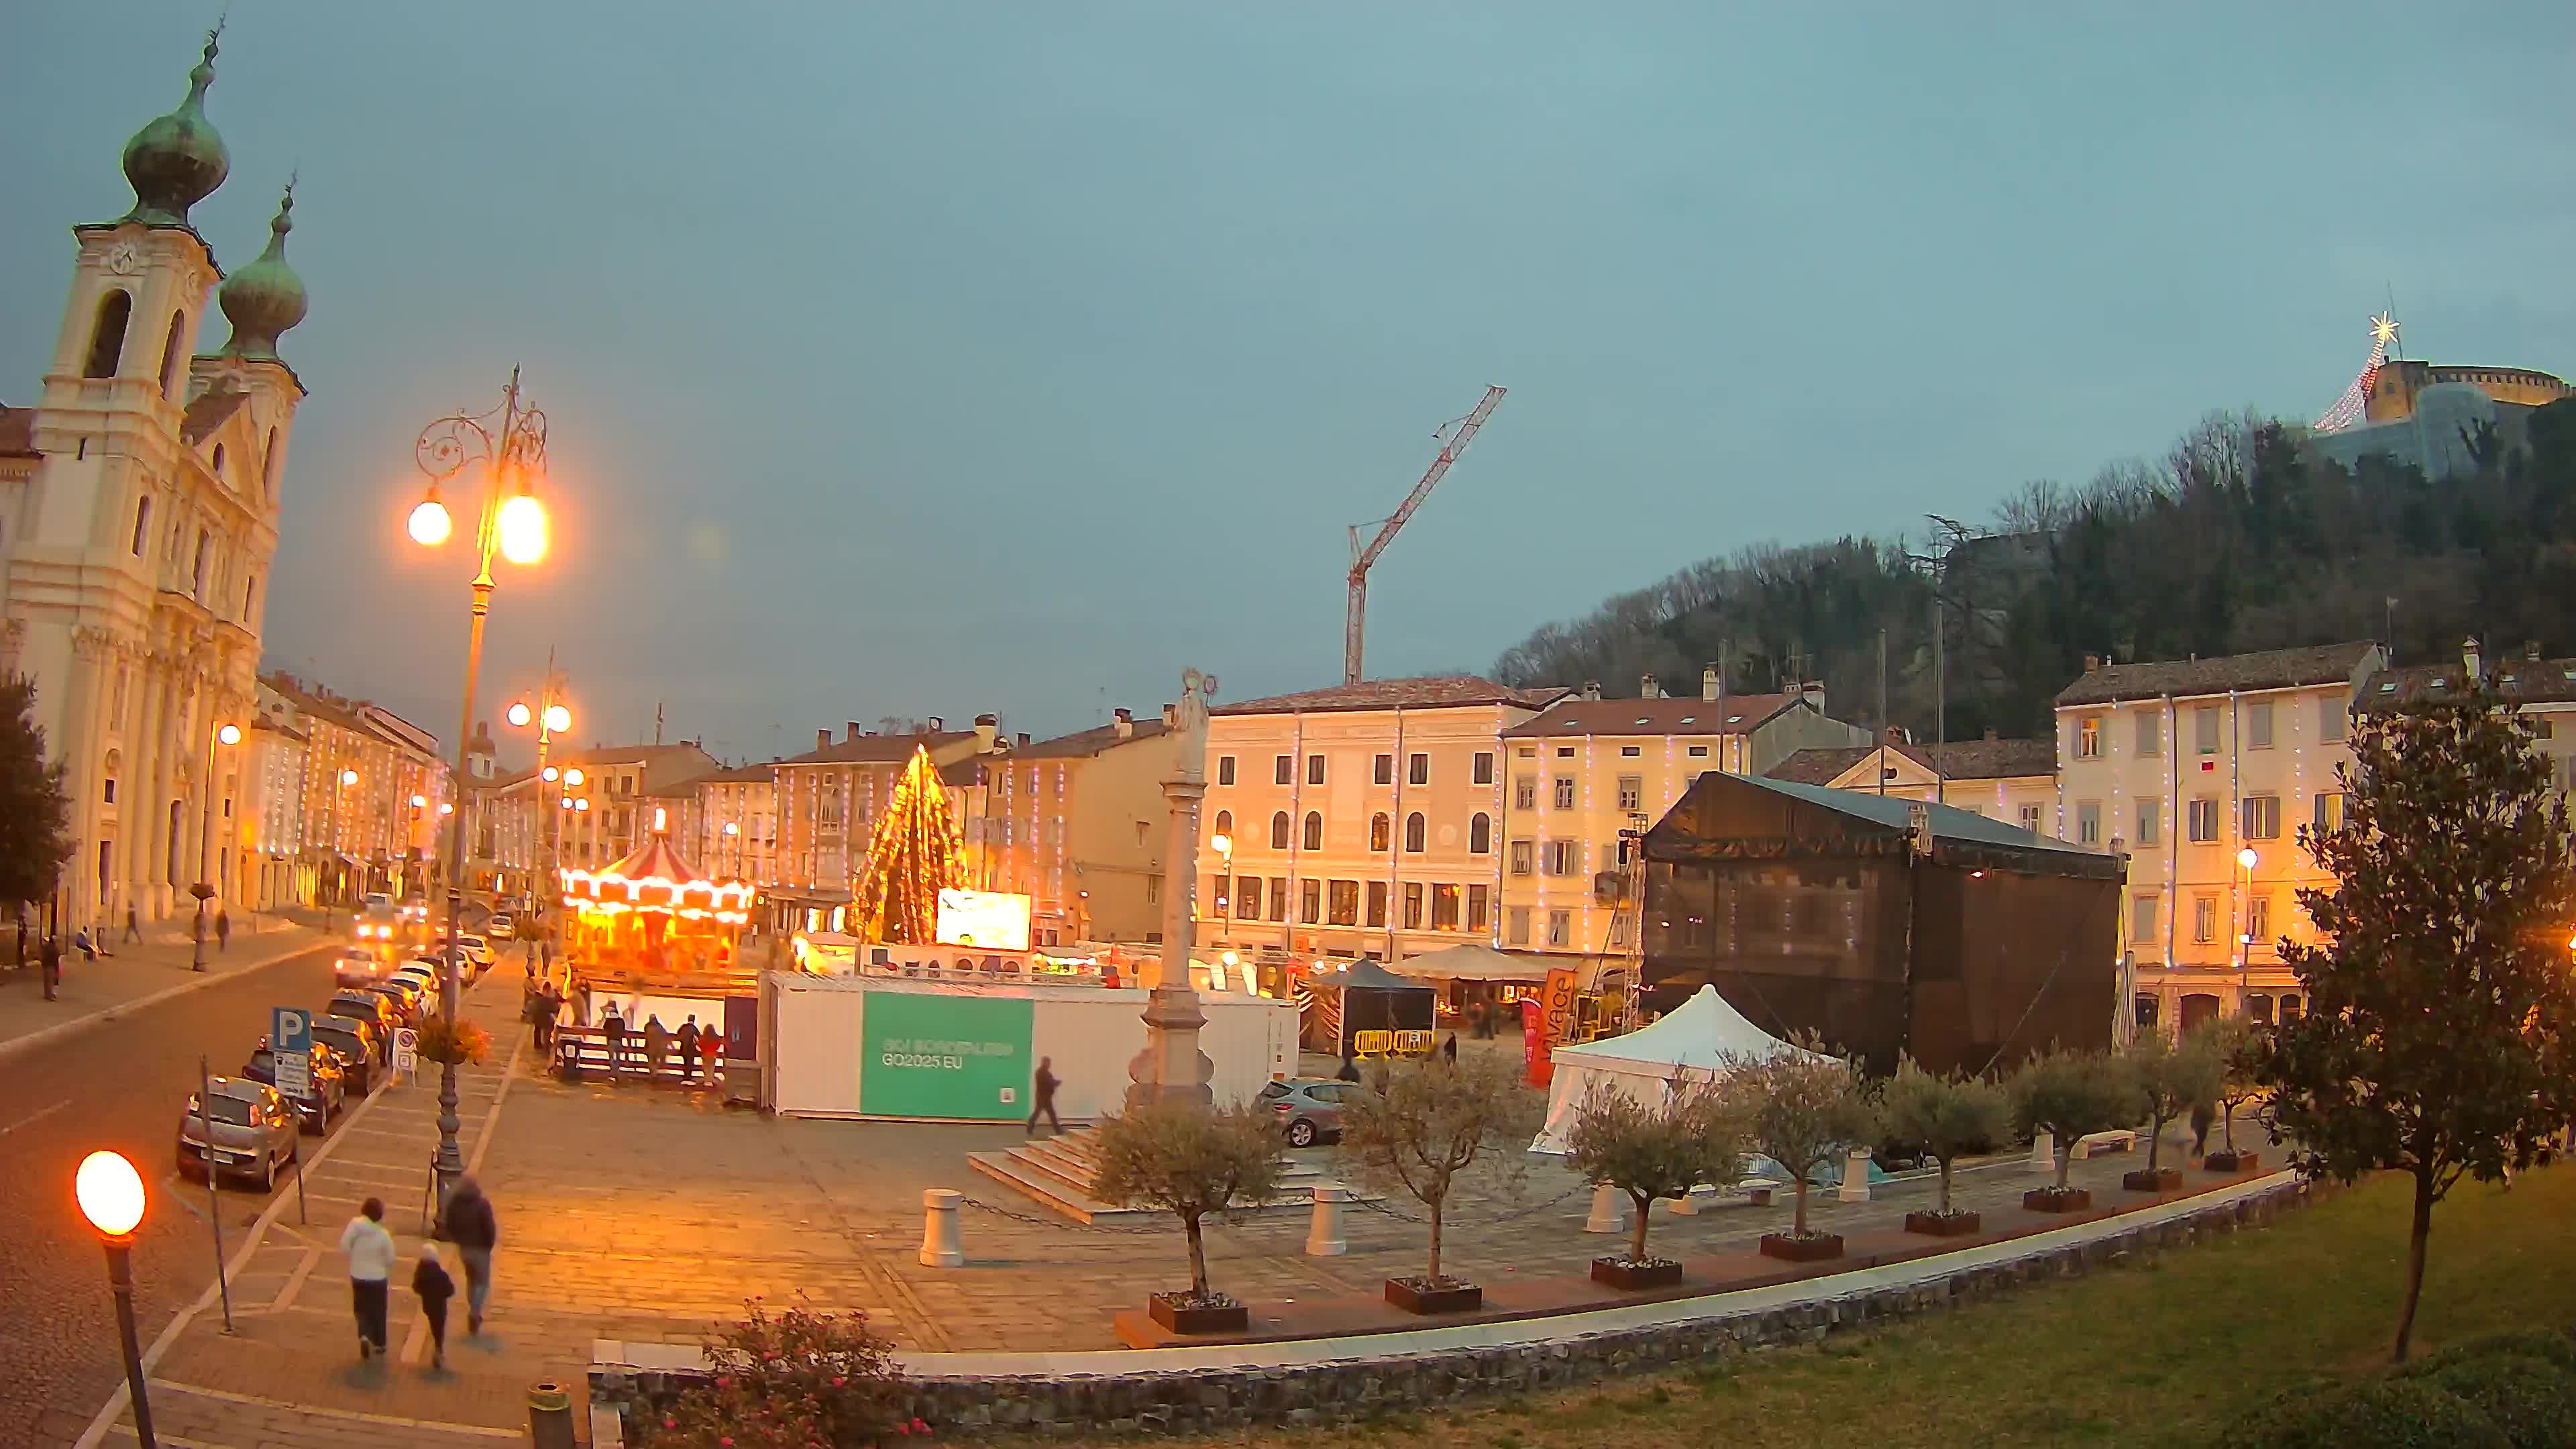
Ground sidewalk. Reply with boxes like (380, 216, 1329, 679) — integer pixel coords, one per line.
(84, 964, 542, 1449)
(0, 916, 323, 1058)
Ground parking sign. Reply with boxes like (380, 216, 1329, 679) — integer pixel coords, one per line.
(393, 1026, 420, 1080)
(273, 1006, 313, 1099)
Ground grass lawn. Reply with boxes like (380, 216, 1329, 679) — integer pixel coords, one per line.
(1065, 1165, 2576, 1449)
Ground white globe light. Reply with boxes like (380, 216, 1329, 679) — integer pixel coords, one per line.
(215, 723, 241, 746)
(543, 704, 572, 733)
(76, 1150, 146, 1238)
(541, 765, 559, 782)
(495, 493, 547, 566)
(506, 702, 533, 728)
(407, 496, 453, 546)
(340, 769, 358, 786)
(565, 768, 584, 787)
(2237, 848, 2258, 870)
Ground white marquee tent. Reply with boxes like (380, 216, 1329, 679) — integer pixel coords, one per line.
(1532, 984, 1833, 1155)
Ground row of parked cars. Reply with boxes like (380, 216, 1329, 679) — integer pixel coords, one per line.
(174, 936, 500, 1191)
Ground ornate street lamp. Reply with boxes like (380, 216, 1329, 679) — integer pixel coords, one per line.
(505, 651, 572, 974)
(409, 368, 549, 1205)
(76, 1150, 156, 1448)
(191, 722, 242, 972)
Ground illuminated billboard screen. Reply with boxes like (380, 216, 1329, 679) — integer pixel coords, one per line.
(936, 889, 1032, 951)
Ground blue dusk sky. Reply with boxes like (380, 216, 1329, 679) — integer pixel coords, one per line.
(3, 3, 2569, 762)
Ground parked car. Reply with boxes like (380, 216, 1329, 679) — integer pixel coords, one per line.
(309, 1020, 376, 1093)
(326, 990, 398, 1040)
(243, 1042, 346, 1134)
(361, 981, 421, 1026)
(390, 963, 438, 996)
(1258, 1077, 1352, 1148)
(176, 1077, 299, 1189)
(486, 913, 515, 941)
(453, 934, 493, 972)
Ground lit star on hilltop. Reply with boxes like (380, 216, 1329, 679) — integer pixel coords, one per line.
(2371, 311, 2401, 349)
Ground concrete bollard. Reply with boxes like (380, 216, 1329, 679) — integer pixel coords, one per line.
(919, 1188, 964, 1268)
(1669, 1185, 1707, 1216)
(1584, 1183, 1627, 1234)
(1838, 1146, 1873, 1203)
(2029, 1131, 2057, 1175)
(527, 1381, 578, 1449)
(1305, 1184, 1351, 1256)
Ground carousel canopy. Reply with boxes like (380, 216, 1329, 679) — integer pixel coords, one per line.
(562, 835, 755, 920)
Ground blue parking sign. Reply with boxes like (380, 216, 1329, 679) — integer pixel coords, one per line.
(274, 1006, 311, 1055)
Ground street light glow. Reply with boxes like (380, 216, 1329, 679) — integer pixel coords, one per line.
(564, 768, 584, 787)
(407, 493, 453, 546)
(496, 492, 547, 566)
(543, 703, 571, 733)
(2237, 847, 2258, 869)
(542, 765, 559, 782)
(215, 723, 241, 747)
(411, 794, 427, 809)
(506, 701, 533, 728)
(575, 797, 590, 812)
(76, 1150, 146, 1238)
(724, 821, 741, 836)
(1210, 833, 1232, 855)
(439, 802, 454, 814)
(340, 769, 358, 786)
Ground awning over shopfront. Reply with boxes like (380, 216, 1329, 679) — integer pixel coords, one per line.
(1379, 942, 1554, 984)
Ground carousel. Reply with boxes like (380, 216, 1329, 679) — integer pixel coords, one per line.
(558, 832, 759, 994)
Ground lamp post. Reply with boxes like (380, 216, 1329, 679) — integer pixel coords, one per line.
(191, 722, 242, 972)
(409, 368, 549, 1205)
(506, 655, 572, 974)
(2233, 847, 2258, 971)
(1209, 832, 1234, 951)
(76, 1150, 157, 1449)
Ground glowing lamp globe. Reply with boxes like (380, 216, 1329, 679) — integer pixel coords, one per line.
(407, 496, 453, 546)
(411, 794, 427, 809)
(1210, 833, 1232, 855)
(576, 798, 590, 812)
(506, 702, 533, 728)
(495, 493, 547, 566)
(339, 769, 358, 786)
(439, 802, 454, 815)
(564, 768, 584, 787)
(543, 704, 571, 733)
(541, 765, 559, 782)
(2237, 848, 2258, 870)
(76, 1150, 146, 1238)
(216, 723, 241, 746)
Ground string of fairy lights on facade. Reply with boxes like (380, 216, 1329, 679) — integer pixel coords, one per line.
(849, 745, 964, 945)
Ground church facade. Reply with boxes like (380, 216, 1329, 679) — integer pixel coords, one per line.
(0, 28, 311, 930)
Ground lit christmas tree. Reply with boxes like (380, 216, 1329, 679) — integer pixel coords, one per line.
(850, 745, 963, 944)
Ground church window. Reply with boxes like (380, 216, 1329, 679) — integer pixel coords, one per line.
(156, 311, 185, 397)
(86, 290, 132, 378)
(211, 443, 226, 483)
(191, 530, 210, 599)
(244, 572, 258, 621)
(129, 496, 152, 557)
(262, 427, 280, 499)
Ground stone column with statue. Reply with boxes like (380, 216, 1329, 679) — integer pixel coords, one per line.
(1126, 669, 1218, 1111)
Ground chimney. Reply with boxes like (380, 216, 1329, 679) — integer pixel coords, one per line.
(1801, 680, 1825, 711)
(1112, 707, 1134, 741)
(1640, 673, 1660, 699)
(1582, 679, 1602, 701)
(1702, 665, 1721, 702)
(1016, 731, 1031, 748)
(1984, 727, 1999, 741)
(926, 716, 945, 733)
(974, 712, 998, 751)
(2527, 640, 2544, 661)
(1883, 725, 1904, 745)
(2463, 637, 2481, 682)
(816, 728, 832, 751)
(2082, 653, 2102, 673)
(845, 722, 862, 743)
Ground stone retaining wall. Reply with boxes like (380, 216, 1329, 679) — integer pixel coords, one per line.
(594, 1177, 2308, 1439)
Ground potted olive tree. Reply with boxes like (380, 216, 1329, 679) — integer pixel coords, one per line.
(2202, 1018, 2267, 1173)
(1880, 1057, 2010, 1236)
(1564, 1075, 1748, 1289)
(1721, 1033, 1877, 1263)
(2123, 1028, 2220, 1192)
(1338, 1052, 1541, 1314)
(1091, 1101, 1286, 1335)
(2010, 1046, 2139, 1212)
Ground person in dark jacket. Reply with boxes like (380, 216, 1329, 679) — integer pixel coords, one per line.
(600, 1003, 626, 1081)
(1335, 1052, 1361, 1083)
(39, 933, 60, 1002)
(676, 1017, 702, 1082)
(1026, 1057, 1062, 1136)
(2188, 1102, 2217, 1160)
(1440, 1033, 1459, 1063)
(412, 1245, 456, 1369)
(440, 1175, 500, 1335)
(215, 908, 231, 951)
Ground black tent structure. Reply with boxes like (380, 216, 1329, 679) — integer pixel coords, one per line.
(1302, 957, 1439, 1058)
(1640, 773, 2125, 1076)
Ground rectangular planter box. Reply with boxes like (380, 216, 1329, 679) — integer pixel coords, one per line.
(1590, 1256, 1683, 1290)
(1904, 1210, 1982, 1237)
(2024, 1187, 2093, 1213)
(1758, 1232, 1845, 1263)
(1384, 1278, 1483, 1315)
(2123, 1167, 2184, 1193)
(1146, 1293, 1248, 1336)
(2203, 1150, 2260, 1173)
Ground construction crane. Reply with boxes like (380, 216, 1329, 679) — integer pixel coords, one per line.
(1344, 385, 1506, 686)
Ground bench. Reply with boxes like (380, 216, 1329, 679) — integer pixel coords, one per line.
(2074, 1129, 2138, 1159)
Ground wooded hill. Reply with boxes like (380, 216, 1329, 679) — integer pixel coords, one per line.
(1491, 400, 2576, 743)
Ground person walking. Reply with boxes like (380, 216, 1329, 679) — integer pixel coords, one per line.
(339, 1197, 396, 1360)
(215, 908, 231, 952)
(600, 1002, 627, 1082)
(698, 1018, 723, 1083)
(676, 1017, 702, 1083)
(642, 1015, 672, 1081)
(39, 932, 60, 1002)
(1440, 1032, 1459, 1063)
(411, 1244, 456, 1370)
(123, 904, 141, 943)
(2188, 1102, 2216, 1161)
(1026, 1055, 1063, 1136)
(441, 1175, 499, 1335)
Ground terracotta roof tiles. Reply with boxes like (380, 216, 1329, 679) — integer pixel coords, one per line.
(1502, 693, 1803, 739)
(1215, 676, 1564, 716)
(2055, 642, 2379, 707)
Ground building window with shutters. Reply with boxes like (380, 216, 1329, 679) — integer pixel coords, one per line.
(1274, 755, 1293, 785)
(1509, 839, 1533, 875)
(2193, 894, 2218, 943)
(2246, 893, 2272, 951)
(2196, 706, 2221, 755)
(1408, 753, 1429, 786)
(1307, 755, 1326, 786)
(2246, 701, 2275, 749)
(2243, 795, 2281, 840)
(1507, 906, 1531, 947)
(2313, 792, 2346, 833)
(1546, 910, 1571, 947)
(2131, 893, 2159, 943)
(1553, 777, 1576, 810)
(2135, 797, 2160, 847)
(2188, 798, 2219, 843)
(1514, 775, 1537, 810)
(1473, 751, 1494, 785)
(2078, 800, 2101, 845)
(1617, 775, 1642, 812)
(1374, 753, 1393, 785)
(2077, 715, 2102, 759)
(2136, 710, 2161, 757)
(1217, 755, 1235, 786)
(2320, 696, 2347, 742)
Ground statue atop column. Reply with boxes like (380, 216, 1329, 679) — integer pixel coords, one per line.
(1127, 667, 1218, 1111)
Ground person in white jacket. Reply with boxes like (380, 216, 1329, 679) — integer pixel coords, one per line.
(338, 1197, 396, 1360)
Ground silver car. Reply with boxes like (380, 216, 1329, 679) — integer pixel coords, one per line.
(176, 1077, 299, 1190)
(1258, 1077, 1351, 1148)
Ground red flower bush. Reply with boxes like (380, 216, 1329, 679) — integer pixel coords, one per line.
(644, 1299, 911, 1448)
